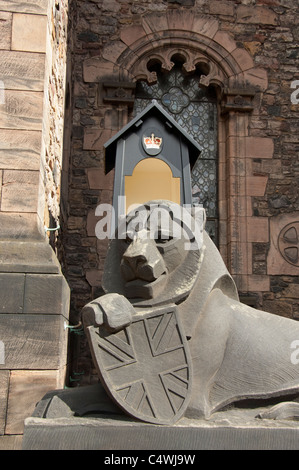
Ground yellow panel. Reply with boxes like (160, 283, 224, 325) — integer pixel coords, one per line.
(125, 158, 181, 213)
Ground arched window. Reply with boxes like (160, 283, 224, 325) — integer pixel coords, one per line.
(133, 61, 218, 244)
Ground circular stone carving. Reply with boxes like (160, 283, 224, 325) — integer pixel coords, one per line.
(278, 222, 299, 266)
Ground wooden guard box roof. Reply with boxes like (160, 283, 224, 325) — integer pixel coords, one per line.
(104, 100, 203, 174)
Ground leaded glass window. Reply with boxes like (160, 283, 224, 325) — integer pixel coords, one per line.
(133, 63, 218, 244)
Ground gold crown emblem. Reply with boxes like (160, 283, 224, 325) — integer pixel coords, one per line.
(143, 133, 162, 149)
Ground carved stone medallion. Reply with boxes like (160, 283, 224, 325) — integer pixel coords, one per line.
(278, 222, 299, 267)
(86, 305, 192, 425)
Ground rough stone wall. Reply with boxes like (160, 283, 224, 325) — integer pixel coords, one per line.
(237, 0, 299, 316)
(43, 0, 69, 230)
(61, 0, 299, 384)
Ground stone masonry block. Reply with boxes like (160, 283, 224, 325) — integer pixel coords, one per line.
(247, 217, 269, 243)
(227, 136, 246, 159)
(0, 11, 12, 50)
(237, 5, 278, 25)
(97, 238, 109, 258)
(0, 129, 42, 171)
(245, 137, 274, 159)
(142, 12, 168, 34)
(87, 168, 114, 190)
(229, 196, 249, 217)
(209, 1, 234, 17)
(23, 273, 70, 315)
(120, 25, 147, 47)
(0, 0, 48, 14)
(0, 240, 61, 273)
(11, 13, 47, 53)
(0, 213, 43, 240)
(231, 48, 254, 72)
(3, 169, 39, 185)
(191, 15, 219, 39)
(0, 90, 43, 131)
(83, 128, 113, 150)
(99, 189, 112, 205)
(0, 51, 45, 91)
(227, 114, 249, 138)
(87, 209, 99, 237)
(235, 68, 268, 92)
(6, 370, 58, 435)
(1, 182, 39, 212)
(1, 170, 40, 212)
(213, 31, 237, 54)
(166, 9, 194, 31)
(0, 273, 25, 313)
(247, 275, 270, 292)
(0, 314, 68, 370)
(229, 241, 252, 276)
(0, 371, 9, 435)
(83, 58, 120, 83)
(228, 216, 247, 243)
(102, 41, 127, 64)
(280, 284, 299, 300)
(67, 216, 84, 231)
(229, 176, 246, 196)
(22, 411, 299, 450)
(86, 269, 102, 288)
(0, 435, 23, 450)
(246, 176, 268, 197)
(228, 158, 246, 177)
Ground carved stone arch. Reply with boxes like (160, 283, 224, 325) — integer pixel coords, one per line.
(84, 12, 267, 92)
(84, 10, 273, 293)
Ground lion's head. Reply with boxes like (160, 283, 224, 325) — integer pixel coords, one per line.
(102, 200, 205, 307)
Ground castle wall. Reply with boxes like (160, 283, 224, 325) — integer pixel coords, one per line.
(63, 0, 299, 383)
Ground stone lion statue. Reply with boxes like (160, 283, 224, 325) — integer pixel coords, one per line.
(82, 200, 299, 424)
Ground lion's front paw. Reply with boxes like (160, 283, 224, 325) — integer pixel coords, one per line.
(82, 293, 135, 332)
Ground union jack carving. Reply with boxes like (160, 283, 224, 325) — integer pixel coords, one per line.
(88, 306, 192, 424)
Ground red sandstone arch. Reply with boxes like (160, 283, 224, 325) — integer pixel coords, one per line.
(83, 11, 267, 93)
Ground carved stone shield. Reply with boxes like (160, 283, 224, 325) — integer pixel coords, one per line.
(86, 305, 192, 425)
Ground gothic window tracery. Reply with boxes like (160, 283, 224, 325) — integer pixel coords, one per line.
(133, 62, 219, 244)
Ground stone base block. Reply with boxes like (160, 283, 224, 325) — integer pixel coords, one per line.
(22, 416, 299, 450)
(22, 384, 299, 450)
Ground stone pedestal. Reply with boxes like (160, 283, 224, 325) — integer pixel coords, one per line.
(0, 240, 70, 439)
(22, 384, 299, 450)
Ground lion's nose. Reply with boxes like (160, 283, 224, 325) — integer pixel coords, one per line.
(121, 238, 166, 282)
(123, 253, 146, 273)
